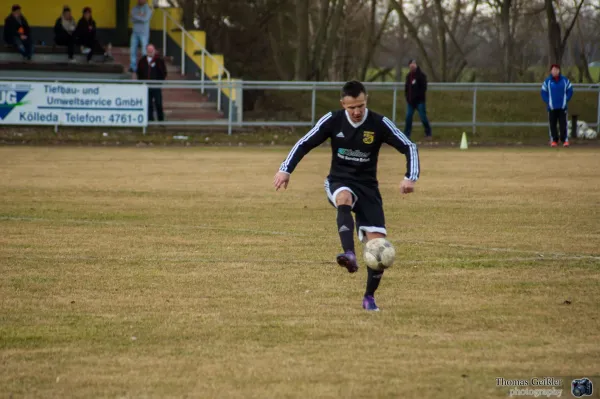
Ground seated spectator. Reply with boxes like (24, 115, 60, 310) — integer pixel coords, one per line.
(3, 4, 33, 60)
(54, 6, 76, 62)
(75, 7, 112, 63)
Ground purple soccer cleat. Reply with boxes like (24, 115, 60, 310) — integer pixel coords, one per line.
(336, 251, 359, 273)
(362, 295, 380, 311)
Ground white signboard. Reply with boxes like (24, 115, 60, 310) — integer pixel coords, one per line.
(0, 81, 148, 127)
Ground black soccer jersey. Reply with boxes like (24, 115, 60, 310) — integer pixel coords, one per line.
(279, 109, 420, 183)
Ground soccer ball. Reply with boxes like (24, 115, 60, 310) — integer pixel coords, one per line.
(363, 238, 396, 271)
(585, 128, 598, 140)
(567, 120, 589, 138)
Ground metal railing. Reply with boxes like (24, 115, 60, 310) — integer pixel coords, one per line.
(236, 81, 600, 133)
(3, 78, 599, 137)
(157, 8, 231, 112)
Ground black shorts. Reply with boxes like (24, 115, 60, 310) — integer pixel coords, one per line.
(324, 178, 386, 242)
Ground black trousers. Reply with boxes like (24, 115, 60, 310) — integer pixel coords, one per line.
(548, 109, 567, 143)
(55, 33, 75, 59)
(8, 36, 33, 59)
(148, 88, 164, 121)
(78, 37, 104, 61)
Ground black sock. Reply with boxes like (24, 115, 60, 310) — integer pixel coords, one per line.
(336, 205, 355, 252)
(365, 267, 383, 297)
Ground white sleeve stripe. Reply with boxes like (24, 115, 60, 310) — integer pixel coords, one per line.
(382, 117, 419, 180)
(385, 118, 419, 180)
(280, 112, 332, 171)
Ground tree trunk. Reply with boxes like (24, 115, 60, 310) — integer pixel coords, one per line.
(575, 14, 593, 83)
(181, 0, 196, 30)
(309, 0, 332, 79)
(294, 0, 309, 80)
(319, 0, 345, 80)
(395, 0, 406, 82)
(545, 0, 585, 65)
(433, 0, 448, 81)
(545, 0, 562, 64)
(360, 0, 378, 80)
(500, 0, 513, 81)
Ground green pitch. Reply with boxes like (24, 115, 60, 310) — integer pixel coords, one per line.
(1, 147, 598, 398)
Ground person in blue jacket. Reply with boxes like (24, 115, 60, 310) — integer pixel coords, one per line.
(541, 64, 573, 147)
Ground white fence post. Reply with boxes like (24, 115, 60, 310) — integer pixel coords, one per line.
(472, 86, 477, 135)
(217, 69, 222, 112)
(228, 80, 233, 136)
(181, 31, 185, 76)
(201, 51, 205, 94)
(311, 87, 316, 125)
(162, 11, 166, 56)
(392, 86, 397, 124)
(597, 88, 600, 130)
(237, 80, 243, 126)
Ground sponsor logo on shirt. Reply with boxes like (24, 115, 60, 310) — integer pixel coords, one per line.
(337, 148, 371, 163)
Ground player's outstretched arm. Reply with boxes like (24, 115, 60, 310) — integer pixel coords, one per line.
(380, 117, 420, 194)
(274, 112, 333, 191)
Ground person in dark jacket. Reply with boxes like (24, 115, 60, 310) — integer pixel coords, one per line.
(54, 6, 76, 61)
(540, 64, 573, 147)
(75, 7, 112, 62)
(137, 44, 167, 122)
(3, 4, 33, 60)
(404, 59, 432, 139)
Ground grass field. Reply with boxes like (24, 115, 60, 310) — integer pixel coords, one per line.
(1, 146, 599, 398)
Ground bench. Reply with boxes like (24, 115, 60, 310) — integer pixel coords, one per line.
(0, 44, 110, 63)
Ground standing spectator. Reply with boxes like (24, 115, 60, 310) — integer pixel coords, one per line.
(75, 7, 112, 63)
(404, 59, 432, 140)
(54, 6, 76, 62)
(3, 4, 33, 60)
(541, 64, 573, 147)
(129, 0, 153, 73)
(137, 44, 167, 122)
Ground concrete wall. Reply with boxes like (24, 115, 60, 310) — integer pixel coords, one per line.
(5, 0, 116, 28)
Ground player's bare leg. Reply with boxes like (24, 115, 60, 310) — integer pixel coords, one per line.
(363, 231, 386, 311)
(335, 190, 358, 273)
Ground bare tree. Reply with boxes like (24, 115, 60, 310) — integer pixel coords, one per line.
(544, 0, 585, 64)
(388, 0, 479, 81)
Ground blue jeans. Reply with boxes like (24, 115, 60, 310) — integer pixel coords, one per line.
(12, 36, 33, 59)
(404, 102, 432, 138)
(130, 32, 149, 71)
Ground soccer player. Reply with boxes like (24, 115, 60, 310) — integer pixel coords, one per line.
(273, 81, 420, 311)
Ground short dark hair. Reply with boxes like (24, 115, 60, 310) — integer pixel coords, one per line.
(12, 4, 21, 12)
(341, 81, 366, 98)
